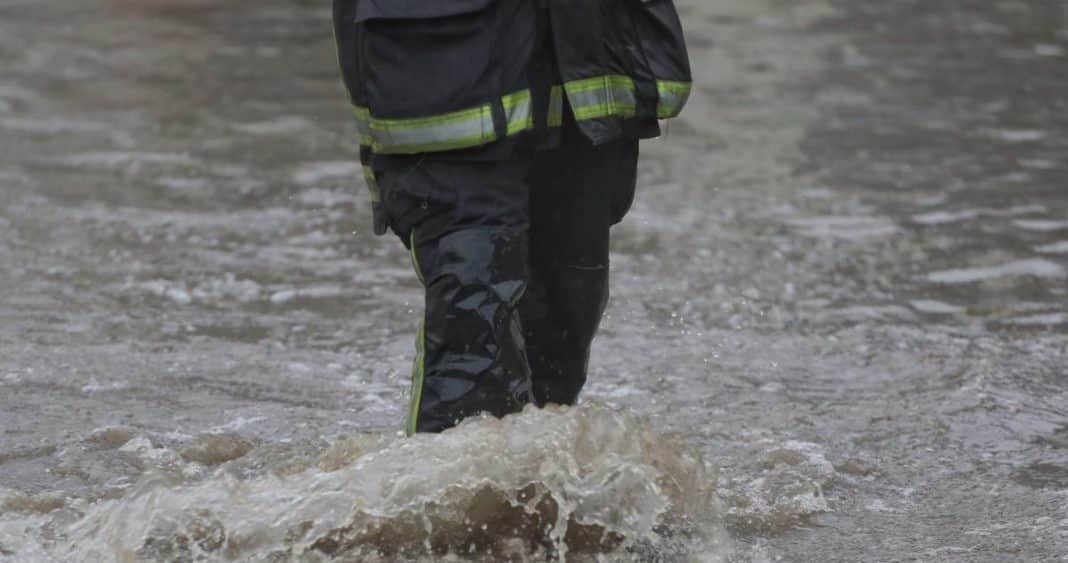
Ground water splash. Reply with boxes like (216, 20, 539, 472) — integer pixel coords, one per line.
(723, 441, 839, 534)
(2, 404, 730, 562)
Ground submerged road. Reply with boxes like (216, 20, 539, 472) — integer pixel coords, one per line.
(1, 0, 1066, 560)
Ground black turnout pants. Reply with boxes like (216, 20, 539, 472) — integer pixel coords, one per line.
(376, 119, 639, 434)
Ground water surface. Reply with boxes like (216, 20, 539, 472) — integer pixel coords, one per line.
(1, 0, 1066, 560)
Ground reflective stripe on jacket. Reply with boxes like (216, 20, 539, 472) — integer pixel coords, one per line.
(333, 0, 692, 156)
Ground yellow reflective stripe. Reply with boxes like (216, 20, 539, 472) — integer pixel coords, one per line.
(656, 80, 692, 119)
(501, 90, 534, 135)
(562, 75, 692, 121)
(564, 75, 638, 121)
(361, 164, 380, 203)
(364, 103, 496, 154)
(352, 90, 535, 155)
(565, 74, 636, 94)
(352, 106, 373, 146)
(373, 104, 491, 130)
(348, 78, 692, 153)
(657, 79, 692, 95)
(548, 85, 564, 127)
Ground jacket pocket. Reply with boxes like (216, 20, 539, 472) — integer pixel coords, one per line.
(354, 0, 535, 153)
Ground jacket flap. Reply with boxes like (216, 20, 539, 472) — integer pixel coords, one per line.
(355, 0, 495, 22)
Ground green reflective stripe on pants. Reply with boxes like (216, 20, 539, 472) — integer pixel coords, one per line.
(409, 229, 425, 286)
(564, 75, 638, 121)
(361, 164, 381, 203)
(406, 229, 426, 436)
(656, 80, 692, 119)
(406, 318, 426, 436)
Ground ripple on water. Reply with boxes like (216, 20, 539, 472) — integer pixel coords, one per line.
(1035, 241, 1068, 254)
(292, 161, 365, 186)
(1013, 219, 1068, 233)
(910, 205, 1046, 225)
(926, 259, 1066, 284)
(231, 116, 314, 136)
(51, 152, 199, 168)
(996, 313, 1068, 327)
(784, 216, 898, 239)
(1013, 463, 1068, 490)
(910, 300, 966, 315)
(982, 129, 1047, 142)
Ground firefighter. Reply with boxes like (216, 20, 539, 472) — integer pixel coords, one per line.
(332, 0, 691, 434)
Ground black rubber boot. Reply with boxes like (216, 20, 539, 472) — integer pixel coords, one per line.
(522, 262, 609, 407)
(408, 226, 535, 434)
(522, 109, 638, 408)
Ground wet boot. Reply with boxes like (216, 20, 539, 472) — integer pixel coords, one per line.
(407, 226, 535, 434)
(522, 109, 638, 408)
(522, 262, 610, 407)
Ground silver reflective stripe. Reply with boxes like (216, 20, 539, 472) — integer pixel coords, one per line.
(656, 80, 692, 119)
(349, 78, 691, 154)
(370, 106, 496, 154)
(352, 89, 536, 154)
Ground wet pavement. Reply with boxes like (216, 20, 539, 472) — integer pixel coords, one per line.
(1, 0, 1067, 561)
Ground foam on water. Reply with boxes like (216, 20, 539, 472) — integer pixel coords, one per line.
(910, 205, 1046, 225)
(0, 405, 731, 562)
(783, 216, 898, 239)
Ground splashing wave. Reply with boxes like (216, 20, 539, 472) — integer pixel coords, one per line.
(3, 404, 730, 562)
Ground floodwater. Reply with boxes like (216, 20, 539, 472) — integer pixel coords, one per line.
(1, 0, 1066, 560)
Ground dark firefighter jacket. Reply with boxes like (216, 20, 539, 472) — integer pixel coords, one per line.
(332, 0, 692, 230)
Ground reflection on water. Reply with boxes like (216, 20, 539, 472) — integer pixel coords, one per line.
(1, 0, 1066, 561)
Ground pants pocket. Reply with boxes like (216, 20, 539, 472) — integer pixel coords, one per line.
(375, 163, 456, 245)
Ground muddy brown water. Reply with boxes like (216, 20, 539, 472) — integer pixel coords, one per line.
(1, 0, 1066, 561)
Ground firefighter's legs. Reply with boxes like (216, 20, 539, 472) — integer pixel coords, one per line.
(523, 120, 640, 406)
(375, 122, 639, 431)
(377, 158, 535, 434)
